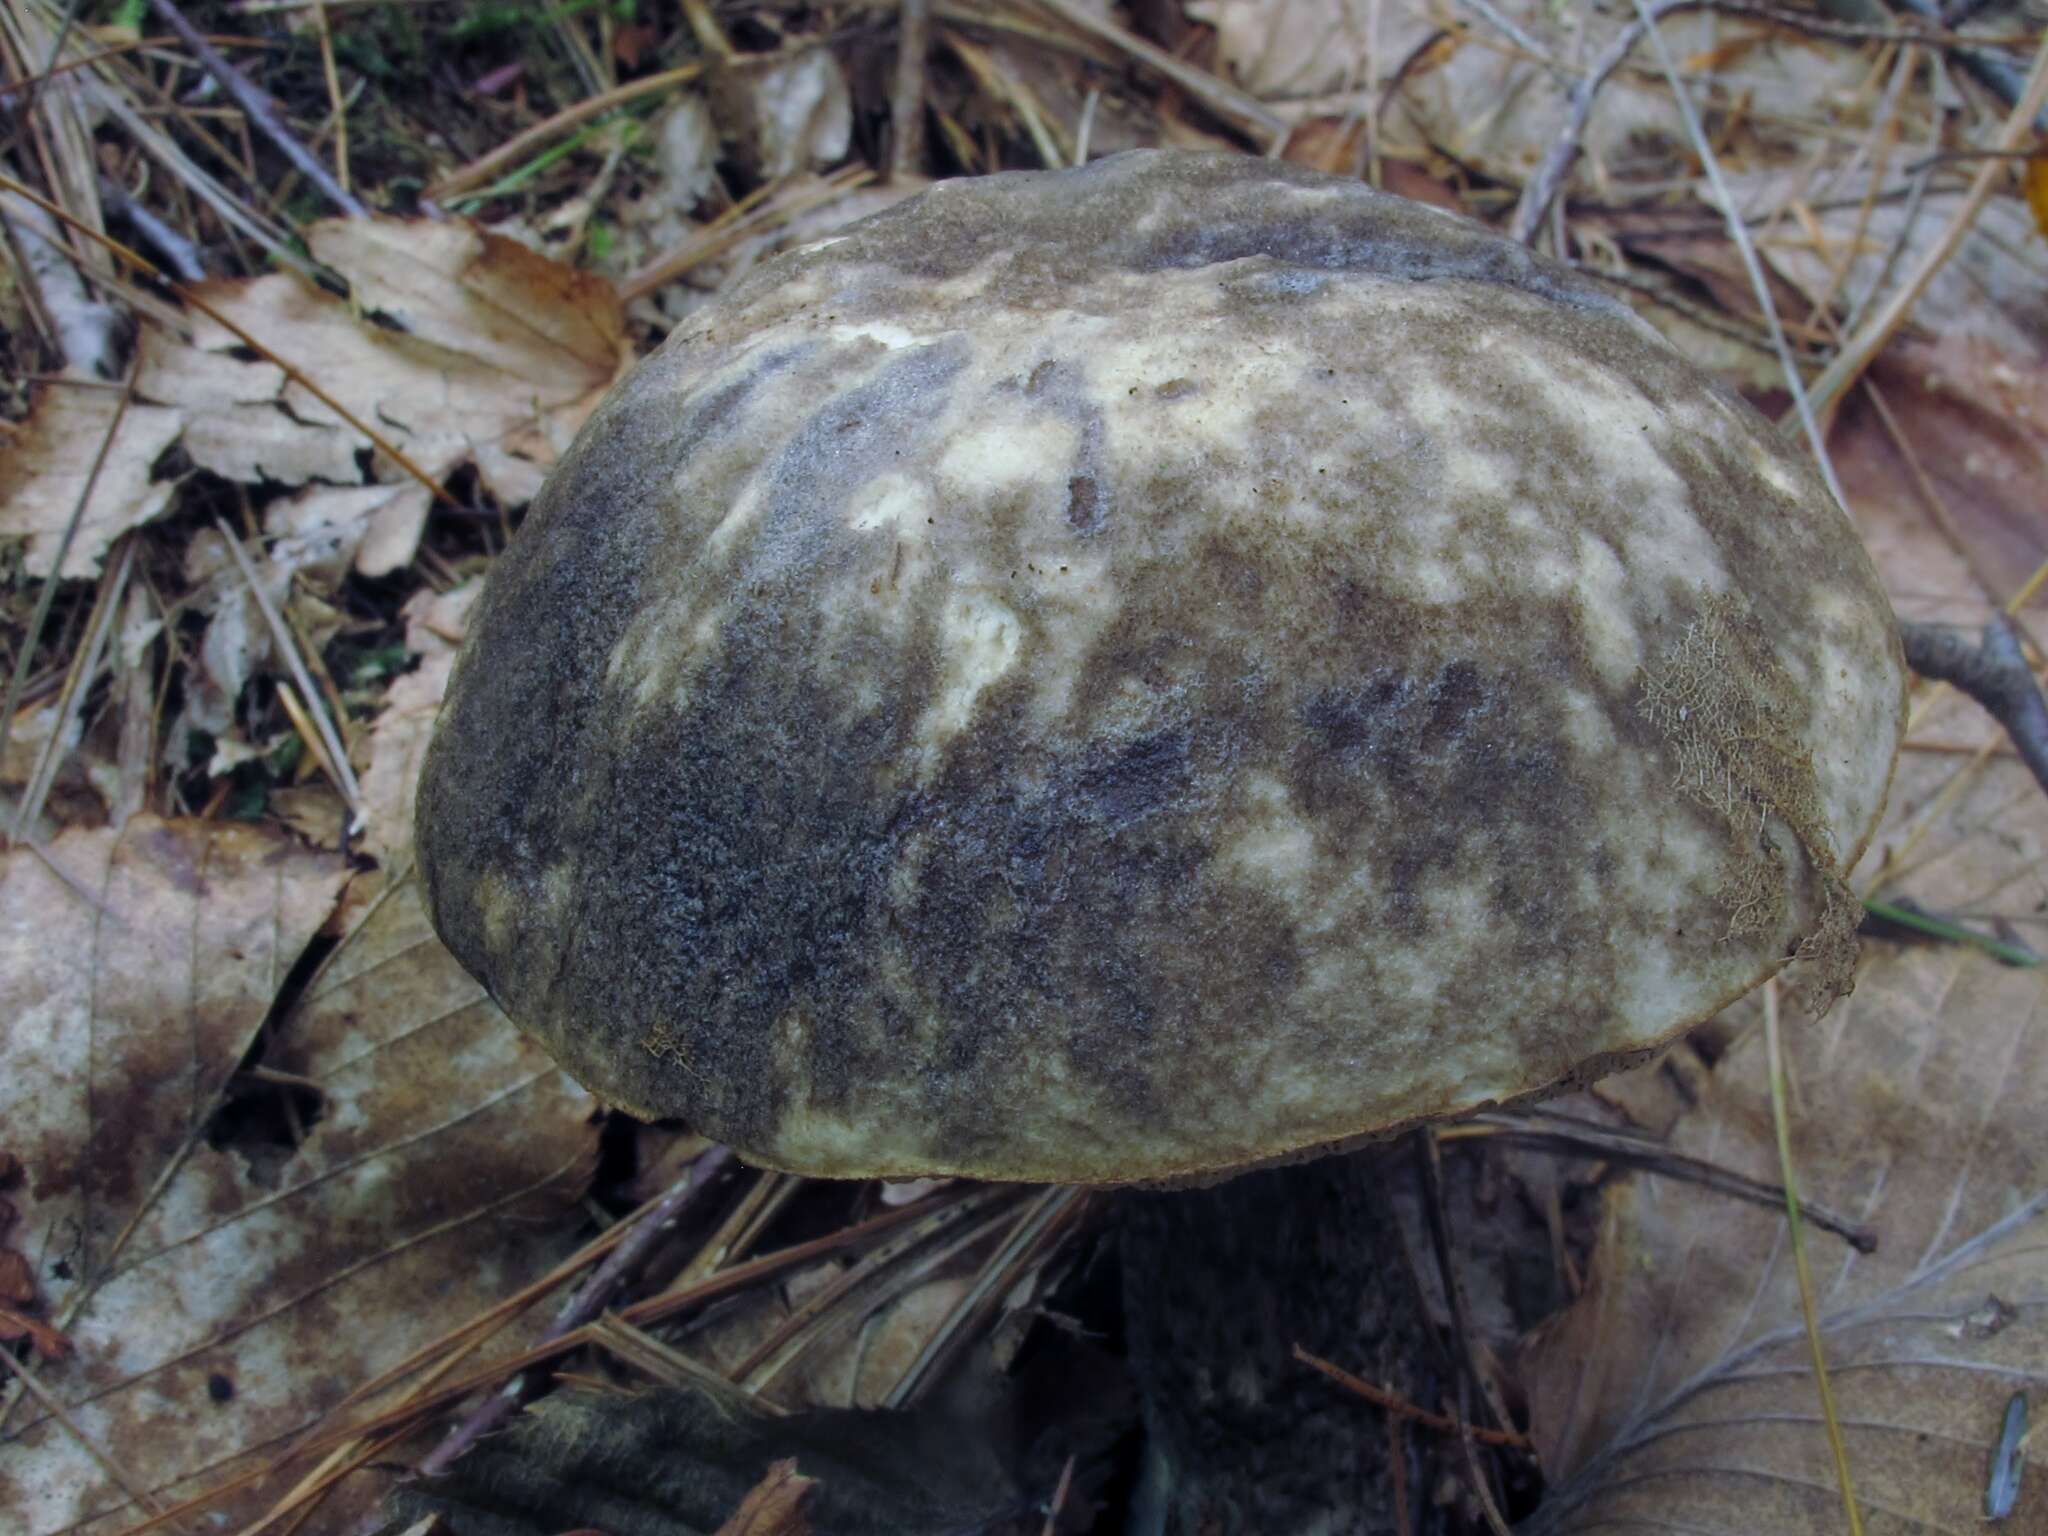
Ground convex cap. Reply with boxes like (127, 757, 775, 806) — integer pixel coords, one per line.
(417, 150, 1906, 1185)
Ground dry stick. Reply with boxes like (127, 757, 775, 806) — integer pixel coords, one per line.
(1027, 0, 1290, 149)
(1292, 1346, 1535, 1450)
(0, 31, 274, 103)
(146, 0, 366, 218)
(1890, 0, 2047, 130)
(425, 58, 712, 202)
(1449, 1113, 1879, 1250)
(1507, 0, 1996, 248)
(214, 520, 365, 829)
(881, 1184, 1085, 1408)
(890, 0, 932, 181)
(1900, 619, 2048, 799)
(1798, 32, 2048, 424)
(307, 0, 349, 197)
(130, 1189, 976, 1536)
(412, 1144, 735, 1481)
(1510, 0, 1692, 245)
(0, 172, 457, 507)
(15, 541, 132, 839)
(97, 176, 205, 281)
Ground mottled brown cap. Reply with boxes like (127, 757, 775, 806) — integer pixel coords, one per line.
(416, 150, 1905, 1185)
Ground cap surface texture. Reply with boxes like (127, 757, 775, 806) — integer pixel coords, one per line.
(416, 151, 1905, 1184)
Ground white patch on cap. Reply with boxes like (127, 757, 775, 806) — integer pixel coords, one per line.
(847, 473, 934, 535)
(936, 416, 1079, 494)
(1572, 532, 1643, 689)
(917, 591, 1022, 758)
(1225, 773, 1317, 887)
(832, 319, 926, 352)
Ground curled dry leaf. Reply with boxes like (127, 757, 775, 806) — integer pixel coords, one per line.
(1522, 941, 2048, 1533)
(0, 216, 628, 584)
(0, 823, 596, 1535)
(0, 386, 183, 579)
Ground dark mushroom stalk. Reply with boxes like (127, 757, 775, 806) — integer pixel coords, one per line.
(416, 153, 1906, 1530)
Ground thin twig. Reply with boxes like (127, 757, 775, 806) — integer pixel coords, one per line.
(1507, 0, 2004, 246)
(1510, 0, 1690, 245)
(1040, 1453, 1076, 1536)
(308, 0, 350, 198)
(213, 520, 365, 831)
(1900, 617, 2048, 800)
(1029, 0, 1290, 149)
(1628, 0, 1848, 510)
(13, 540, 132, 841)
(1293, 1346, 1535, 1449)
(1447, 1112, 1879, 1250)
(412, 1144, 735, 1481)
(0, 368, 134, 843)
(0, 1343, 174, 1524)
(1799, 32, 2048, 422)
(146, 0, 367, 217)
(97, 176, 204, 281)
(1889, 0, 2048, 130)
(890, 0, 930, 181)
(424, 58, 715, 202)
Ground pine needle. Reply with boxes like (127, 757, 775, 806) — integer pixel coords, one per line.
(1763, 977, 1865, 1536)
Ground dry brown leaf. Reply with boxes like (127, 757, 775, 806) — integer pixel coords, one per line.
(1203, 0, 1868, 193)
(1736, 180, 2048, 364)
(358, 582, 481, 869)
(171, 220, 623, 575)
(713, 1458, 818, 1536)
(1190, 0, 1372, 99)
(0, 826, 596, 1535)
(1522, 938, 2048, 1533)
(0, 386, 184, 579)
(1835, 338, 2048, 623)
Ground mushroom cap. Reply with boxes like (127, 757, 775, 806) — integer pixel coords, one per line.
(416, 150, 1905, 1185)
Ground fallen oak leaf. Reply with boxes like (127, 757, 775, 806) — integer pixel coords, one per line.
(0, 385, 183, 580)
(0, 825, 596, 1535)
(1521, 940, 2048, 1534)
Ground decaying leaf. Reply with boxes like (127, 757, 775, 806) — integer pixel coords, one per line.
(0, 826, 596, 1535)
(1522, 941, 2048, 1533)
(359, 581, 482, 869)
(0, 216, 627, 586)
(0, 385, 183, 579)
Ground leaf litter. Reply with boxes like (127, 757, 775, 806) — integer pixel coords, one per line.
(0, 822, 596, 1535)
(5, 0, 2048, 1530)
(1522, 941, 2047, 1533)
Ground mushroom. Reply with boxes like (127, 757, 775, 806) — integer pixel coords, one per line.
(417, 150, 1903, 1189)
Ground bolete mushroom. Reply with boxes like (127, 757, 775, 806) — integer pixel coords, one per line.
(416, 150, 1904, 1189)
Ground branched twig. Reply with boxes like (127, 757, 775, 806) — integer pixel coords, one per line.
(146, 0, 369, 218)
(1507, 0, 2023, 247)
(1510, 0, 1692, 246)
(1900, 617, 2048, 800)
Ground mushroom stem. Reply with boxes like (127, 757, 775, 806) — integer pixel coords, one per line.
(1120, 1148, 1445, 1533)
